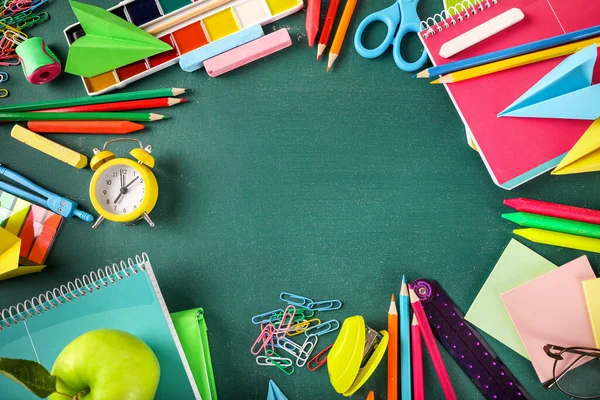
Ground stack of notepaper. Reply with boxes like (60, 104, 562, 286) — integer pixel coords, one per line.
(465, 239, 600, 383)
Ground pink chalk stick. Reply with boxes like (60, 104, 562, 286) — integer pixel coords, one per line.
(204, 29, 292, 77)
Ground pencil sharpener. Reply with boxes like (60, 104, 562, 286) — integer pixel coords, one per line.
(327, 315, 389, 396)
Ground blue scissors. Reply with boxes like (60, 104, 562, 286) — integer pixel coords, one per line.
(354, 0, 428, 72)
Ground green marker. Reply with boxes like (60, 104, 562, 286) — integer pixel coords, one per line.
(502, 212, 600, 239)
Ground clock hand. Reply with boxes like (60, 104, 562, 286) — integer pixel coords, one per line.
(113, 176, 140, 204)
(124, 176, 140, 189)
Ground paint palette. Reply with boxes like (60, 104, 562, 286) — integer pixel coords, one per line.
(64, 0, 304, 95)
(0, 190, 63, 265)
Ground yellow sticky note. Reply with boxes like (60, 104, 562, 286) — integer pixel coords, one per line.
(583, 278, 600, 348)
(0, 226, 45, 281)
(553, 119, 600, 175)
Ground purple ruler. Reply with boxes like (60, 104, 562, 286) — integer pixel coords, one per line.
(412, 279, 532, 400)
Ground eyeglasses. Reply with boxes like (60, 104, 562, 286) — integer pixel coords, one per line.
(544, 344, 600, 399)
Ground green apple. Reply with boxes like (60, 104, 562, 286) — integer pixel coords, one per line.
(48, 329, 160, 400)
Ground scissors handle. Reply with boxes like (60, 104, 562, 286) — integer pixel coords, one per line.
(354, 4, 400, 59)
(392, 21, 429, 71)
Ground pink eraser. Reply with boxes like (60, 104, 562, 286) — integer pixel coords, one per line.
(204, 29, 292, 77)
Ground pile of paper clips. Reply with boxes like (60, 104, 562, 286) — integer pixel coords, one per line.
(0, 0, 51, 66)
(250, 292, 343, 375)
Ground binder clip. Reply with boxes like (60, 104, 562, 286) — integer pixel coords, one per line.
(327, 315, 388, 396)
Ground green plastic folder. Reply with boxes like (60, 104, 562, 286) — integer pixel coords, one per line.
(66, 1, 172, 77)
(172, 308, 218, 400)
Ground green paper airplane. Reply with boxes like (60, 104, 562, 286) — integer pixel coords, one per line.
(66, 1, 172, 78)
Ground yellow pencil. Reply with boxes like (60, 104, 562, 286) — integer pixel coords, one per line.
(327, 0, 359, 72)
(514, 228, 600, 253)
(432, 38, 600, 84)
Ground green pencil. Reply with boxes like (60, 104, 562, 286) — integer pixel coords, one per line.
(0, 112, 166, 122)
(503, 212, 600, 239)
(0, 88, 185, 113)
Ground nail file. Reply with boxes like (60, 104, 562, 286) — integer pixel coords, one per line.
(411, 279, 532, 400)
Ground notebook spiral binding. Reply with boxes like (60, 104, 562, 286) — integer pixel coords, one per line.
(0, 253, 150, 331)
(421, 0, 500, 38)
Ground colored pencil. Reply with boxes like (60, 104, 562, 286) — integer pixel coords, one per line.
(388, 294, 398, 400)
(514, 228, 600, 253)
(326, 0, 358, 72)
(433, 39, 600, 84)
(415, 23, 600, 78)
(366, 391, 375, 400)
(409, 285, 457, 400)
(503, 212, 600, 239)
(317, 0, 341, 60)
(27, 120, 144, 134)
(400, 277, 411, 400)
(306, 0, 321, 47)
(504, 198, 600, 225)
(38, 98, 187, 113)
(0, 88, 185, 113)
(0, 112, 165, 122)
(412, 314, 424, 400)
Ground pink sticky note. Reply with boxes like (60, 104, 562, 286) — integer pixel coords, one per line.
(204, 28, 292, 77)
(502, 256, 597, 383)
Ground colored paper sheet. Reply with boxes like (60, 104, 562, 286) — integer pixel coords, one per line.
(465, 239, 556, 359)
(0, 226, 45, 281)
(66, 0, 172, 77)
(267, 380, 288, 400)
(553, 119, 600, 175)
(583, 278, 600, 348)
(500, 45, 600, 120)
(502, 256, 596, 383)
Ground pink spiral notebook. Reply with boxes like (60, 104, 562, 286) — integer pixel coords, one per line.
(419, 0, 600, 189)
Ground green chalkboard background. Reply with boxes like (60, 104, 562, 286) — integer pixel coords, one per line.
(1, 0, 600, 399)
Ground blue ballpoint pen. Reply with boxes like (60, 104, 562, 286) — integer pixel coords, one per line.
(0, 164, 94, 222)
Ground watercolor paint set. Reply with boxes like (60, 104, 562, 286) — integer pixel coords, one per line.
(64, 0, 304, 95)
(0, 190, 63, 265)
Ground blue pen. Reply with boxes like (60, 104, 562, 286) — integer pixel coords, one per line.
(418, 23, 600, 77)
(0, 164, 94, 222)
(400, 276, 412, 400)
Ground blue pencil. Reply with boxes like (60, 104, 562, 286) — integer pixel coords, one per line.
(400, 276, 411, 400)
(416, 23, 600, 78)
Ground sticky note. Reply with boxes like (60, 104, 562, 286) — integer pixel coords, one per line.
(0, 226, 45, 281)
(179, 24, 264, 72)
(583, 278, 600, 348)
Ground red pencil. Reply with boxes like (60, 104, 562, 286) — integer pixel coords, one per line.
(306, 0, 321, 47)
(37, 97, 186, 113)
(316, 0, 341, 60)
(504, 198, 600, 225)
(412, 314, 424, 400)
(27, 120, 145, 134)
(409, 285, 457, 400)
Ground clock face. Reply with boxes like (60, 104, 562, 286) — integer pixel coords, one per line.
(94, 164, 146, 216)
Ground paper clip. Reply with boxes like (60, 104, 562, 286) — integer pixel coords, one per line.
(275, 336, 304, 358)
(307, 299, 343, 311)
(270, 309, 307, 324)
(265, 349, 295, 375)
(288, 318, 321, 336)
(0, 71, 8, 82)
(295, 307, 316, 318)
(250, 323, 275, 355)
(251, 309, 283, 325)
(274, 305, 296, 337)
(307, 344, 333, 371)
(256, 355, 293, 368)
(305, 319, 340, 337)
(280, 292, 313, 307)
(0, 88, 7, 98)
(296, 335, 318, 367)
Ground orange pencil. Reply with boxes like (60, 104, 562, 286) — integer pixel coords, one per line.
(366, 391, 375, 400)
(326, 0, 359, 72)
(388, 294, 399, 400)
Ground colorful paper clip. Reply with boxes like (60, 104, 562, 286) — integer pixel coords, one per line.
(308, 344, 333, 371)
(307, 299, 343, 311)
(252, 309, 283, 325)
(256, 355, 293, 368)
(275, 336, 305, 358)
(296, 336, 318, 367)
(288, 318, 321, 336)
(280, 292, 313, 307)
(305, 319, 340, 337)
(251, 323, 275, 355)
(274, 305, 296, 337)
(0, 71, 8, 82)
(265, 349, 295, 375)
(0, 87, 7, 98)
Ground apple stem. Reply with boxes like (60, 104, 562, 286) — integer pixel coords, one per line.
(73, 389, 90, 399)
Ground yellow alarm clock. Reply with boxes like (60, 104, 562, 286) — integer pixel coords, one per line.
(89, 138, 158, 230)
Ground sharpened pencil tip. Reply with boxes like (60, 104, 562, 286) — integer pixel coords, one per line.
(416, 70, 430, 78)
(172, 88, 186, 96)
(412, 314, 418, 325)
(326, 67, 331, 72)
(408, 286, 420, 303)
(430, 79, 440, 85)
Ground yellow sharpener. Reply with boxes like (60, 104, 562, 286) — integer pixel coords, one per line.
(327, 315, 389, 396)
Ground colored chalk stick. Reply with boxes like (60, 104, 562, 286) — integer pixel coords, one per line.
(11, 124, 88, 169)
(179, 24, 264, 72)
(204, 28, 292, 77)
(503, 212, 600, 239)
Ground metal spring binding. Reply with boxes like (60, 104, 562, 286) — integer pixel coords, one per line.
(421, 0, 498, 38)
(0, 253, 149, 331)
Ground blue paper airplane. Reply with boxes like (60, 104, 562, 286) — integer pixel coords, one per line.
(267, 380, 288, 400)
(499, 44, 600, 120)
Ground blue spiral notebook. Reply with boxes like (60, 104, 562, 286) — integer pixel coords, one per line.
(0, 254, 200, 399)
